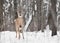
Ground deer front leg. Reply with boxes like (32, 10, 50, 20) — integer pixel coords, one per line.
(16, 31, 20, 39)
(19, 26, 24, 39)
(16, 27, 20, 39)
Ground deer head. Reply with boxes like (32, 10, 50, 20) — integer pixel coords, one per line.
(17, 6, 23, 17)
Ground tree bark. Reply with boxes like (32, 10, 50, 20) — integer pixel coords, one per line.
(36, 0, 41, 31)
(48, 0, 57, 36)
(0, 0, 3, 31)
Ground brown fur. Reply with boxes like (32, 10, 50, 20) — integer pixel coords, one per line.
(14, 16, 24, 39)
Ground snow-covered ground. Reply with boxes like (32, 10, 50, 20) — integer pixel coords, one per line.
(0, 31, 60, 43)
(0, 25, 60, 43)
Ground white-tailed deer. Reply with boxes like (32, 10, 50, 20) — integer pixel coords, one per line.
(14, 7, 24, 39)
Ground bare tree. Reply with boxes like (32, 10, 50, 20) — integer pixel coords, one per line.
(0, 0, 3, 40)
(36, 0, 41, 31)
(0, 0, 3, 31)
(3, 0, 16, 31)
(48, 0, 57, 36)
(33, 0, 38, 31)
(36, 0, 46, 32)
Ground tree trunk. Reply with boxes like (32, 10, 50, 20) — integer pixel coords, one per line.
(0, 0, 3, 31)
(36, 0, 41, 31)
(48, 0, 57, 36)
(36, 0, 45, 32)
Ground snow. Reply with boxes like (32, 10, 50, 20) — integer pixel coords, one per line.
(0, 30, 60, 43)
(0, 25, 60, 43)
